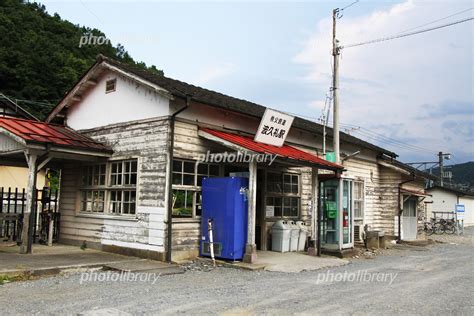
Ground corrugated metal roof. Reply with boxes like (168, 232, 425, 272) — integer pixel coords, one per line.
(200, 128, 343, 171)
(0, 117, 111, 153)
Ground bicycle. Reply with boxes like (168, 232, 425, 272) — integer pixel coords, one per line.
(433, 218, 446, 235)
(443, 218, 456, 235)
(421, 219, 435, 236)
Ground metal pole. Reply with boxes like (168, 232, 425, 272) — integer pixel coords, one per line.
(332, 9, 341, 164)
(438, 151, 444, 187)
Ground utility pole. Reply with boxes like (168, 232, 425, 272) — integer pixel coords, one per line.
(332, 8, 341, 164)
(438, 151, 444, 187)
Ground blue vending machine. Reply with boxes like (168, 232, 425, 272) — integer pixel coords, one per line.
(200, 177, 248, 261)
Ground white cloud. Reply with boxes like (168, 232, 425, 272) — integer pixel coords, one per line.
(294, 0, 473, 162)
(193, 62, 236, 86)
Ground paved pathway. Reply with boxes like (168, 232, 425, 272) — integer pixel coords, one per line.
(1, 229, 473, 315)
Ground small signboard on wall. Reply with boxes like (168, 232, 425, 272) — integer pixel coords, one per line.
(456, 204, 465, 220)
(254, 108, 294, 147)
(266, 206, 275, 217)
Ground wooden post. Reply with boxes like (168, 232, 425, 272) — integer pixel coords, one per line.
(308, 168, 319, 256)
(243, 160, 257, 263)
(20, 152, 37, 254)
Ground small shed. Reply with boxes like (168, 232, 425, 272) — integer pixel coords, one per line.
(0, 116, 112, 253)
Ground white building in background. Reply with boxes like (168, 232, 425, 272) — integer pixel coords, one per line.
(426, 186, 474, 226)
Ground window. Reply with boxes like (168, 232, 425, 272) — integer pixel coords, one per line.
(82, 164, 106, 186)
(266, 196, 282, 217)
(265, 171, 300, 218)
(353, 181, 364, 219)
(172, 159, 220, 218)
(173, 160, 195, 185)
(266, 172, 282, 193)
(81, 190, 105, 213)
(80, 160, 137, 216)
(283, 173, 299, 194)
(105, 78, 116, 93)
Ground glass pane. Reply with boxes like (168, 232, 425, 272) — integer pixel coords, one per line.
(197, 175, 205, 187)
(111, 174, 117, 185)
(173, 160, 182, 172)
(173, 190, 193, 217)
(209, 164, 220, 176)
(183, 174, 194, 186)
(274, 206, 282, 217)
(266, 196, 274, 206)
(291, 184, 299, 194)
(183, 161, 194, 173)
(131, 174, 137, 185)
(197, 163, 208, 175)
(99, 175, 105, 186)
(195, 192, 202, 217)
(125, 161, 131, 173)
(172, 173, 182, 185)
(131, 161, 137, 173)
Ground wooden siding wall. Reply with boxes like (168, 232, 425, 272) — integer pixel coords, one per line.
(59, 117, 169, 255)
(171, 120, 227, 259)
(342, 160, 427, 236)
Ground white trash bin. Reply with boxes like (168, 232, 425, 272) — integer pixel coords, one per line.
(287, 221, 300, 252)
(296, 221, 309, 251)
(271, 220, 290, 252)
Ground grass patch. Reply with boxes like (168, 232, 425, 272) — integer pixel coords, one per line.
(0, 273, 32, 285)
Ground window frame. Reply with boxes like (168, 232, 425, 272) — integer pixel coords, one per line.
(265, 170, 301, 219)
(353, 180, 365, 220)
(171, 159, 221, 219)
(105, 78, 117, 93)
(78, 159, 138, 217)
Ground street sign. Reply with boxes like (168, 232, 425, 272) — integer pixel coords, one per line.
(254, 108, 294, 147)
(455, 204, 465, 220)
(325, 152, 336, 163)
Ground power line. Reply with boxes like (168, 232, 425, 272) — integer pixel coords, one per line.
(341, 16, 473, 50)
(340, 122, 434, 151)
(396, 7, 473, 35)
(340, 123, 437, 154)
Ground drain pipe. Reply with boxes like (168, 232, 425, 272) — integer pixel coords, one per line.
(208, 219, 216, 267)
(397, 176, 415, 244)
(166, 98, 190, 263)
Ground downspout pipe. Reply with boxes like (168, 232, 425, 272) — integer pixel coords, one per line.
(166, 97, 190, 263)
(397, 176, 415, 244)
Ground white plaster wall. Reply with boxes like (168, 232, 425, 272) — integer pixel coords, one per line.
(426, 188, 458, 219)
(459, 196, 474, 226)
(67, 71, 170, 130)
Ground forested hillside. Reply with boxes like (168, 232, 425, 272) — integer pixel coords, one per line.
(0, 0, 163, 119)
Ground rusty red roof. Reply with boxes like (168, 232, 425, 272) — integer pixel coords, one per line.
(200, 128, 343, 171)
(0, 117, 111, 153)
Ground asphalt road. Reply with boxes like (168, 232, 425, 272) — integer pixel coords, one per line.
(1, 230, 473, 315)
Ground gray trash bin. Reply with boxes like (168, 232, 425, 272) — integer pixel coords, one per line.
(287, 221, 300, 252)
(296, 221, 308, 251)
(271, 220, 290, 252)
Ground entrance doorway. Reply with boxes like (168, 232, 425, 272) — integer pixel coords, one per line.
(402, 196, 418, 240)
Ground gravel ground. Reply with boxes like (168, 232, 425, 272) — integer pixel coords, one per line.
(1, 228, 473, 315)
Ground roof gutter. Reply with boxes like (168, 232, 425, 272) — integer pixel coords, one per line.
(166, 97, 190, 263)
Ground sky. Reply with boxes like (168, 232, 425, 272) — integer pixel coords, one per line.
(39, 0, 473, 164)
